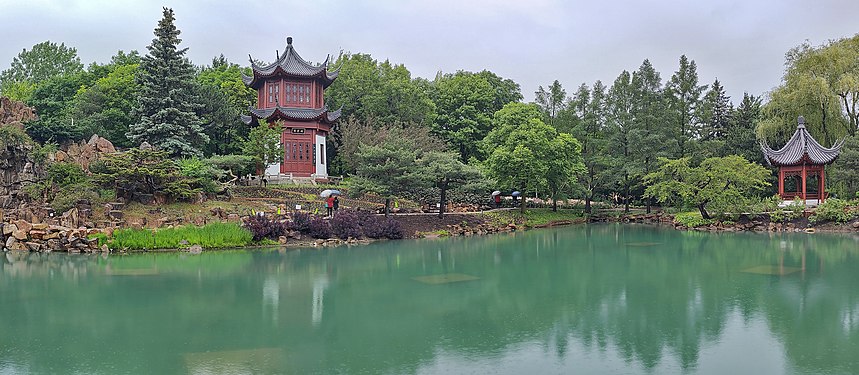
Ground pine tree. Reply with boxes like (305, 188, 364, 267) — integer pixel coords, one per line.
(606, 71, 636, 212)
(129, 7, 208, 157)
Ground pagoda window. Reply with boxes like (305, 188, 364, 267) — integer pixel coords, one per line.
(320, 144, 325, 164)
(268, 83, 280, 106)
(283, 82, 312, 106)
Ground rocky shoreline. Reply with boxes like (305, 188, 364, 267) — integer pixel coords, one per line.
(4, 210, 859, 255)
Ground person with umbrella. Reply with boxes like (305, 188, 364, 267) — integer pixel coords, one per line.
(492, 190, 502, 208)
(320, 189, 341, 217)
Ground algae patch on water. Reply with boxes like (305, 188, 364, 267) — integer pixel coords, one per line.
(184, 347, 282, 374)
(740, 265, 803, 275)
(625, 242, 663, 247)
(412, 273, 480, 284)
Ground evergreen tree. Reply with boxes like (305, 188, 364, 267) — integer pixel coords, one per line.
(568, 81, 611, 213)
(698, 79, 732, 141)
(725, 93, 763, 163)
(665, 55, 706, 158)
(606, 71, 637, 212)
(630, 59, 665, 213)
(128, 7, 208, 158)
(535, 80, 567, 126)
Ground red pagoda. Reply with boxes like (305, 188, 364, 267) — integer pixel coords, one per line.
(242, 37, 341, 178)
(760, 116, 844, 204)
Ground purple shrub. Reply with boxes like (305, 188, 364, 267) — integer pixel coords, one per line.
(243, 215, 289, 241)
(329, 210, 364, 239)
(361, 215, 404, 239)
(289, 211, 313, 233)
(308, 217, 332, 239)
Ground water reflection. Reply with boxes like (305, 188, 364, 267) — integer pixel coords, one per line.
(2, 225, 859, 374)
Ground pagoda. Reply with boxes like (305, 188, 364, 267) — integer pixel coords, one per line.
(241, 37, 341, 178)
(760, 116, 844, 204)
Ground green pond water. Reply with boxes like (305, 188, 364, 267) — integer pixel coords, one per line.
(2, 224, 859, 374)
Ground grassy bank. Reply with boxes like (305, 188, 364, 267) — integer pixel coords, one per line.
(95, 222, 254, 250)
(486, 208, 587, 227)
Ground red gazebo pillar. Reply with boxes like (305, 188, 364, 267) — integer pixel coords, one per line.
(820, 167, 826, 203)
(801, 163, 807, 203)
(778, 168, 785, 197)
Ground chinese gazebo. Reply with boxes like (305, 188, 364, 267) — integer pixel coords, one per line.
(241, 37, 341, 178)
(760, 116, 844, 204)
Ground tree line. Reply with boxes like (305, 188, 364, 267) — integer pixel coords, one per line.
(2, 7, 859, 214)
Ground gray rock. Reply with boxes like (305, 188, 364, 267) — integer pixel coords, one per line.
(188, 244, 203, 254)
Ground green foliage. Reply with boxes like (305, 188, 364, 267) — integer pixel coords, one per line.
(757, 36, 859, 145)
(331, 116, 446, 175)
(829, 135, 859, 198)
(91, 147, 200, 201)
(431, 70, 522, 160)
(51, 182, 99, 213)
(664, 55, 706, 158)
(0, 41, 83, 87)
(25, 72, 93, 143)
(73, 63, 140, 148)
(351, 138, 422, 200)
(129, 7, 208, 157)
(30, 142, 56, 164)
(673, 211, 716, 228)
(196, 57, 255, 155)
(46, 162, 86, 187)
(484, 102, 584, 212)
(326, 53, 436, 126)
(177, 158, 219, 193)
(0, 125, 33, 148)
(416, 150, 484, 216)
(108, 222, 253, 250)
(644, 155, 771, 219)
(767, 197, 805, 223)
(810, 198, 856, 223)
(205, 154, 256, 179)
(242, 122, 283, 175)
(535, 80, 566, 125)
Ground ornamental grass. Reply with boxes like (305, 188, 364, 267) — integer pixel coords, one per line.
(109, 222, 253, 250)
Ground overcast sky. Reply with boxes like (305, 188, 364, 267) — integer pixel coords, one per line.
(2, 0, 858, 103)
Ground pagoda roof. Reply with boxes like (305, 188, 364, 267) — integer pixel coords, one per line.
(242, 37, 339, 88)
(760, 116, 844, 166)
(242, 105, 342, 125)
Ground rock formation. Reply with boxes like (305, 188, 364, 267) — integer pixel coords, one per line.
(0, 97, 40, 209)
(57, 134, 116, 171)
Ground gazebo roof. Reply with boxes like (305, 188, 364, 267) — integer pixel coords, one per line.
(760, 116, 844, 166)
(242, 37, 339, 88)
(241, 105, 342, 125)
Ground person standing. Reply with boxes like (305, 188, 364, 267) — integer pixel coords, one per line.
(326, 195, 335, 217)
(333, 196, 340, 215)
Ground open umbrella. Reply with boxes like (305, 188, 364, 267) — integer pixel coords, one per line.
(511, 191, 521, 197)
(491, 190, 501, 196)
(320, 189, 341, 198)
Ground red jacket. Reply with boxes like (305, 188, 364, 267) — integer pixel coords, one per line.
(326, 196, 335, 208)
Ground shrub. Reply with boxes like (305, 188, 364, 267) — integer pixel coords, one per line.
(362, 215, 404, 239)
(329, 210, 365, 239)
(307, 217, 331, 239)
(289, 211, 313, 233)
(243, 214, 289, 241)
(47, 162, 87, 187)
(674, 211, 715, 228)
(810, 198, 855, 223)
(51, 182, 99, 213)
(178, 157, 220, 193)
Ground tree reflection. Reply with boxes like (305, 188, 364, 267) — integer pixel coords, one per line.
(2, 226, 859, 374)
